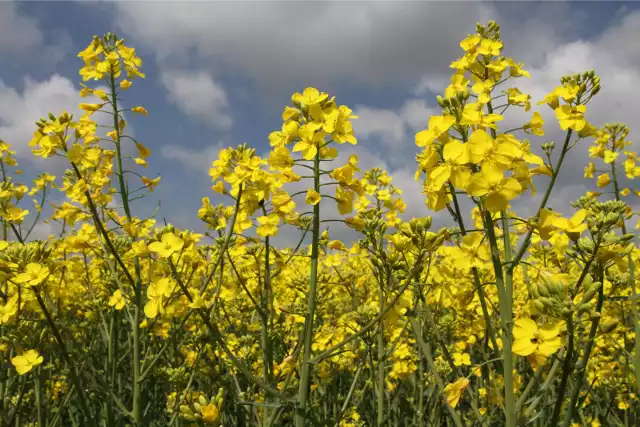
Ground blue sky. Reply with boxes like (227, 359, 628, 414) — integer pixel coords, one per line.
(2, 1, 640, 243)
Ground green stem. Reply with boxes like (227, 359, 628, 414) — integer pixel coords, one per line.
(377, 278, 385, 426)
(510, 129, 574, 268)
(34, 368, 45, 427)
(611, 159, 640, 397)
(562, 267, 606, 426)
(32, 288, 96, 427)
(109, 69, 143, 426)
(409, 318, 464, 427)
(295, 148, 321, 427)
(483, 211, 515, 427)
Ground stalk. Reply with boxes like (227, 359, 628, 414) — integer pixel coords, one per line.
(295, 148, 321, 427)
(611, 159, 640, 397)
(109, 68, 144, 425)
(377, 279, 385, 426)
(34, 367, 45, 427)
(483, 211, 515, 427)
(32, 288, 96, 426)
(562, 268, 605, 426)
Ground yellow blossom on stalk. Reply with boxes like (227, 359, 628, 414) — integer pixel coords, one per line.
(533, 208, 559, 241)
(453, 352, 471, 366)
(466, 164, 522, 211)
(131, 106, 148, 116)
(336, 186, 355, 215)
(450, 232, 491, 269)
(443, 377, 470, 408)
(553, 209, 587, 240)
(584, 161, 595, 178)
(596, 173, 610, 188)
(12, 263, 50, 286)
(555, 105, 587, 131)
(148, 232, 185, 258)
(200, 404, 220, 423)
(512, 318, 563, 365)
(415, 115, 455, 148)
(293, 122, 325, 160)
(144, 278, 173, 318)
(0, 295, 19, 324)
(108, 289, 126, 310)
(306, 189, 321, 205)
(256, 214, 280, 237)
(141, 176, 161, 191)
(2, 205, 29, 223)
(11, 350, 44, 375)
(429, 140, 471, 191)
(524, 112, 544, 136)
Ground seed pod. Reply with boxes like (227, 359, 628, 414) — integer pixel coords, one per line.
(581, 280, 602, 304)
(576, 302, 593, 316)
(599, 318, 619, 334)
(533, 299, 545, 312)
(537, 281, 550, 297)
(531, 284, 540, 299)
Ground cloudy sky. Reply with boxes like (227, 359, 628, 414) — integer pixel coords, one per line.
(2, 1, 639, 243)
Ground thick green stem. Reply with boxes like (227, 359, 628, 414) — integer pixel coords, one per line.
(483, 211, 515, 427)
(611, 160, 640, 397)
(295, 149, 321, 427)
(410, 318, 464, 427)
(34, 368, 45, 427)
(32, 288, 96, 426)
(377, 281, 385, 426)
(260, 231, 273, 426)
(109, 69, 143, 426)
(510, 129, 574, 268)
(562, 268, 606, 426)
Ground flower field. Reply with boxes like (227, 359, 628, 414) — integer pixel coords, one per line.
(0, 19, 639, 427)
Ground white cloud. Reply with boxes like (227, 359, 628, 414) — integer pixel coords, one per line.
(114, 1, 489, 102)
(161, 143, 224, 173)
(0, 75, 81, 159)
(353, 99, 436, 147)
(160, 70, 233, 130)
(0, 2, 70, 64)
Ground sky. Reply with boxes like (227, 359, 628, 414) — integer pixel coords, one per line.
(1, 0, 640, 245)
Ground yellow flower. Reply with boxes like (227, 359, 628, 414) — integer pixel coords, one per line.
(428, 140, 471, 191)
(131, 106, 148, 116)
(584, 161, 595, 178)
(200, 403, 220, 424)
(553, 209, 587, 240)
(524, 112, 544, 136)
(443, 377, 470, 408)
(108, 289, 126, 310)
(256, 214, 280, 237)
(12, 263, 50, 286)
(554, 105, 587, 131)
(466, 164, 522, 211)
(596, 173, 610, 188)
(415, 115, 455, 147)
(120, 79, 132, 90)
(148, 232, 185, 258)
(453, 352, 471, 366)
(79, 103, 104, 115)
(144, 278, 173, 318)
(11, 349, 44, 375)
(306, 189, 321, 205)
(512, 318, 563, 365)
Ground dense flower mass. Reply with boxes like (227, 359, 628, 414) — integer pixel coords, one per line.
(0, 22, 639, 427)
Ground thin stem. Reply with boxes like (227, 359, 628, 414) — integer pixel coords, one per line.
(295, 148, 321, 427)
